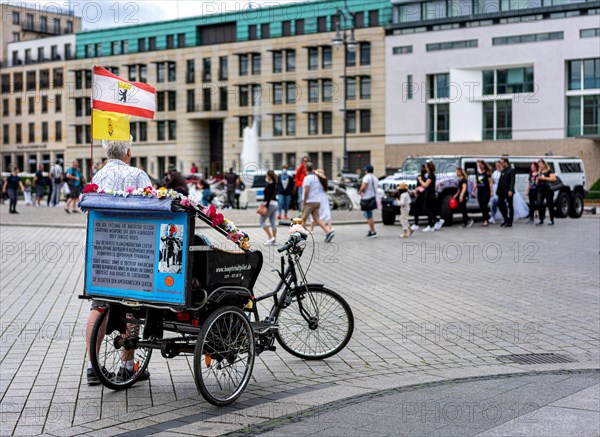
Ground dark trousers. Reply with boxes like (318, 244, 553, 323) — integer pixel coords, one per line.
(458, 198, 470, 225)
(528, 190, 538, 220)
(7, 188, 18, 212)
(497, 193, 514, 225)
(425, 195, 437, 227)
(226, 188, 236, 208)
(537, 188, 554, 223)
(477, 191, 491, 222)
(413, 194, 424, 225)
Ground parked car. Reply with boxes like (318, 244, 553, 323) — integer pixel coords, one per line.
(380, 155, 586, 226)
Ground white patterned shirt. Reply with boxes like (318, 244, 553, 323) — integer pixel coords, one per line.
(91, 159, 151, 191)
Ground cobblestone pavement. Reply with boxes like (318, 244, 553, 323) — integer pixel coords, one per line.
(0, 210, 598, 436)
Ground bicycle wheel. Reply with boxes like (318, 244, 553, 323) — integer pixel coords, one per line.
(193, 306, 255, 406)
(275, 287, 354, 360)
(90, 307, 152, 391)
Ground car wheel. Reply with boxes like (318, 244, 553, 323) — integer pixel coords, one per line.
(554, 191, 570, 218)
(568, 192, 584, 218)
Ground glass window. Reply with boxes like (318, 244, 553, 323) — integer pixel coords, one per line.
(317, 16, 327, 32)
(55, 95, 62, 112)
(346, 49, 356, 67)
(583, 95, 600, 135)
(157, 92, 165, 112)
(360, 110, 371, 133)
(55, 121, 62, 141)
(282, 20, 292, 36)
(483, 70, 495, 95)
(139, 65, 147, 83)
(168, 62, 176, 82)
(16, 98, 21, 115)
(448, 0, 473, 16)
(251, 85, 262, 106)
(239, 54, 249, 76)
(360, 77, 371, 99)
(166, 35, 174, 49)
(42, 122, 48, 142)
(168, 92, 176, 111)
(286, 114, 296, 136)
(322, 112, 332, 134)
(273, 83, 283, 104)
(360, 42, 371, 65)
(295, 19, 305, 35)
(308, 113, 319, 135)
(496, 100, 512, 139)
(249, 25, 257, 40)
(157, 121, 165, 141)
(219, 56, 228, 80)
(273, 51, 283, 73)
(42, 96, 48, 113)
(28, 96, 35, 114)
(203, 58, 211, 82)
(423, 0, 447, 20)
(309, 80, 319, 102)
(476, 0, 501, 14)
(322, 46, 332, 69)
(187, 90, 195, 112)
(346, 111, 357, 133)
(252, 54, 261, 75)
(273, 114, 283, 136)
(583, 58, 600, 89)
(322, 80, 333, 102)
(239, 116, 249, 137)
(168, 121, 177, 140)
(187, 60, 195, 83)
(286, 50, 296, 72)
(346, 77, 356, 100)
(16, 124, 22, 143)
(239, 86, 248, 107)
(156, 63, 164, 83)
(261, 23, 270, 39)
(308, 47, 319, 70)
(428, 73, 449, 99)
(286, 82, 297, 103)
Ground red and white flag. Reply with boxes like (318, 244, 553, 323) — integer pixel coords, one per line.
(92, 66, 156, 119)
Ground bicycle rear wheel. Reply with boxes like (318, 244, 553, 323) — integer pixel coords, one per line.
(275, 287, 354, 360)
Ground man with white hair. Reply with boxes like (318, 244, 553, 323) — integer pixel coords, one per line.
(86, 138, 152, 385)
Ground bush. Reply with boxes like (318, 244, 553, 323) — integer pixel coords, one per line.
(587, 179, 600, 199)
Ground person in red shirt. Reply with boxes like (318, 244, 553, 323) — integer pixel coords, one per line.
(295, 156, 309, 212)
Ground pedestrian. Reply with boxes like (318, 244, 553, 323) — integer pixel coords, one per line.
(277, 165, 294, 219)
(411, 165, 427, 231)
(536, 158, 557, 226)
(3, 167, 25, 214)
(309, 169, 333, 233)
(489, 161, 503, 224)
(472, 160, 493, 227)
(454, 167, 474, 228)
(224, 167, 238, 209)
(166, 168, 189, 196)
(64, 160, 82, 213)
(302, 162, 335, 242)
(190, 162, 198, 174)
(525, 161, 539, 224)
(395, 183, 413, 238)
(86, 139, 152, 385)
(23, 179, 33, 205)
(496, 158, 515, 228)
(294, 156, 309, 212)
(49, 159, 63, 207)
(260, 170, 278, 245)
(33, 164, 47, 206)
(197, 180, 213, 207)
(418, 161, 443, 232)
(359, 164, 379, 238)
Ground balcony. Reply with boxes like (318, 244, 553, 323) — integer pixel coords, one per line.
(21, 23, 60, 35)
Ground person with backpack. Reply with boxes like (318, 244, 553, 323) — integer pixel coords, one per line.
(50, 159, 63, 207)
(65, 160, 82, 213)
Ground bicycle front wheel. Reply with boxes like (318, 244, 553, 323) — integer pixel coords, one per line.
(275, 287, 354, 360)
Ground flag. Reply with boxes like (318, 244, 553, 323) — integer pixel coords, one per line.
(92, 66, 156, 119)
(92, 109, 130, 141)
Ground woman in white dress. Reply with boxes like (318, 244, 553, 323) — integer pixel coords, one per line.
(310, 169, 333, 232)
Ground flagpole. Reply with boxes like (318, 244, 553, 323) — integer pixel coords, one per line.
(89, 66, 94, 182)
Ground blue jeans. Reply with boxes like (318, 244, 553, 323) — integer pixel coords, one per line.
(490, 196, 499, 219)
(278, 194, 291, 215)
(296, 186, 303, 212)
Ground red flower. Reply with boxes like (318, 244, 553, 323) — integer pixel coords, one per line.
(212, 213, 225, 227)
(83, 183, 99, 194)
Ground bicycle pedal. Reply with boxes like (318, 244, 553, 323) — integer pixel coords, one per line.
(251, 321, 278, 334)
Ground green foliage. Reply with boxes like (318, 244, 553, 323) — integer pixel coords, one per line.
(587, 179, 600, 199)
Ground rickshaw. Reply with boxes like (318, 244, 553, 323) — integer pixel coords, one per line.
(80, 193, 354, 406)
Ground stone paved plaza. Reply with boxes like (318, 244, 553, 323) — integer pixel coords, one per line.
(0, 204, 599, 436)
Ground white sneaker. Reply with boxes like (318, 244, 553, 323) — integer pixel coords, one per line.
(411, 224, 419, 231)
(489, 217, 496, 224)
(264, 238, 276, 246)
(422, 226, 433, 232)
(434, 219, 445, 231)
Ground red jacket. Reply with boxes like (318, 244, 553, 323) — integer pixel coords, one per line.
(295, 163, 306, 187)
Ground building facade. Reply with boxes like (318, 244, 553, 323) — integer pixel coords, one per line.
(385, 0, 600, 181)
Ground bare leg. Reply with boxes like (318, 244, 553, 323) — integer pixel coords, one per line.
(86, 309, 106, 363)
(367, 217, 376, 233)
(263, 227, 273, 240)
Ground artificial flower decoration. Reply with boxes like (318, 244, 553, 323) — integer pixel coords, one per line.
(156, 187, 168, 198)
(82, 183, 99, 194)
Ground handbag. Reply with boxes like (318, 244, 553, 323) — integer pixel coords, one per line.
(256, 203, 267, 215)
(549, 176, 564, 192)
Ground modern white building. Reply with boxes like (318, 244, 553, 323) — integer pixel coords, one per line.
(385, 0, 600, 180)
(7, 34, 75, 67)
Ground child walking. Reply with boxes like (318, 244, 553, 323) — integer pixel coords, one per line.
(396, 183, 413, 238)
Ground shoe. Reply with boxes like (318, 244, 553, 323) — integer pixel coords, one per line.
(481, 222, 489, 227)
(284, 215, 289, 220)
(264, 238, 276, 246)
(277, 215, 281, 220)
(434, 219, 444, 231)
(505, 223, 512, 228)
(366, 231, 377, 238)
(466, 219, 474, 228)
(87, 367, 115, 386)
(535, 221, 543, 226)
(500, 222, 507, 227)
(117, 367, 150, 382)
(489, 218, 496, 224)
(527, 219, 533, 224)
(64, 208, 70, 214)
(411, 224, 419, 231)
(548, 221, 554, 226)
(422, 226, 433, 233)
(400, 233, 409, 238)
(325, 230, 335, 242)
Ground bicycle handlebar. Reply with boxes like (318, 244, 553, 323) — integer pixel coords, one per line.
(277, 232, 308, 253)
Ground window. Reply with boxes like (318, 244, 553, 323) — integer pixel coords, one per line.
(16, 98, 22, 115)
(219, 56, 228, 80)
(282, 20, 292, 36)
(29, 122, 35, 143)
(139, 122, 147, 141)
(239, 54, 249, 76)
(354, 12, 365, 28)
(428, 103, 450, 141)
(239, 86, 249, 107)
(55, 121, 62, 141)
(13, 11, 19, 25)
(168, 121, 177, 140)
(75, 98, 83, 117)
(111, 41, 119, 55)
(148, 37, 156, 51)
(428, 73, 450, 99)
(286, 82, 297, 103)
(286, 114, 296, 135)
(322, 80, 333, 102)
(138, 38, 146, 52)
(483, 67, 534, 95)
(41, 16, 48, 32)
(28, 96, 35, 114)
(178, 33, 186, 48)
(55, 95, 61, 112)
(369, 10, 379, 26)
(85, 98, 91, 116)
(322, 112, 332, 134)
(168, 92, 176, 111)
(139, 65, 147, 83)
(168, 62, 176, 82)
(492, 31, 563, 45)
(317, 16, 327, 32)
(273, 83, 284, 104)
(346, 77, 357, 100)
(2, 125, 8, 145)
(346, 110, 357, 133)
(2, 99, 8, 117)
(95, 43, 102, 57)
(166, 35, 174, 49)
(25, 49, 32, 64)
(426, 39, 478, 51)
(53, 18, 60, 34)
(16, 124, 22, 143)
(12, 50, 18, 65)
(220, 87, 228, 110)
(261, 23, 270, 38)
(360, 77, 371, 99)
(1, 74, 9, 93)
(249, 25, 258, 40)
(273, 114, 283, 136)
(309, 80, 319, 102)
(53, 67, 63, 88)
(360, 42, 371, 65)
(308, 113, 319, 135)
(251, 85, 262, 106)
(25, 13, 33, 29)
(157, 92, 165, 112)
(42, 96, 48, 113)
(296, 19, 305, 35)
(51, 45, 58, 60)
(239, 116, 249, 137)
(187, 60, 195, 83)
(346, 49, 356, 67)
(187, 90, 196, 112)
(203, 88, 211, 111)
(308, 47, 318, 70)
(322, 46, 332, 69)
(121, 41, 128, 54)
(40, 70, 50, 89)
(483, 100, 512, 140)
(423, 0, 447, 19)
(360, 110, 371, 133)
(580, 28, 600, 38)
(27, 71, 36, 91)
(286, 50, 296, 72)
(559, 162, 583, 173)
(131, 65, 139, 82)
(273, 51, 283, 73)
(42, 122, 48, 142)
(567, 95, 600, 136)
(157, 121, 166, 141)
(252, 54, 261, 75)
(393, 45, 413, 55)
(203, 58, 211, 82)
(568, 59, 600, 90)
(38, 47, 45, 62)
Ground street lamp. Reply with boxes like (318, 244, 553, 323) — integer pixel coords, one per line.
(332, 0, 356, 174)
